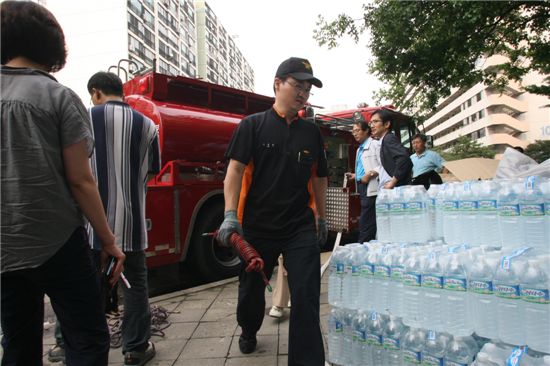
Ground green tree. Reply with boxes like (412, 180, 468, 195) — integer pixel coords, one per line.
(314, 1, 550, 116)
(525, 140, 550, 163)
(433, 136, 496, 161)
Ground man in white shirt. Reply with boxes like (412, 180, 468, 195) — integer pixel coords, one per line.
(346, 121, 382, 243)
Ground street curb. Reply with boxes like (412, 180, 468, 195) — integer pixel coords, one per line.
(149, 276, 239, 303)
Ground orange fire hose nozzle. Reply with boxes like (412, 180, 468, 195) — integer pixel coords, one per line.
(203, 231, 272, 292)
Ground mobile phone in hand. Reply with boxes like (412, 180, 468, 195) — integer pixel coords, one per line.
(105, 256, 116, 279)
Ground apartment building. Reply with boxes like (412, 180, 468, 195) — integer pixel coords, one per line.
(194, 1, 254, 91)
(423, 55, 550, 157)
(43, 0, 254, 101)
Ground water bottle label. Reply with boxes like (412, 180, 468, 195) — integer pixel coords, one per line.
(352, 265, 360, 276)
(345, 264, 352, 274)
(427, 330, 436, 340)
(335, 321, 343, 332)
(403, 349, 422, 364)
(390, 202, 406, 212)
(498, 204, 520, 217)
(446, 361, 468, 366)
(443, 200, 459, 211)
(423, 275, 444, 289)
(429, 198, 436, 207)
(525, 176, 536, 190)
(391, 266, 404, 281)
(406, 201, 423, 212)
(506, 346, 527, 366)
(361, 263, 374, 276)
(546, 202, 550, 215)
(470, 280, 494, 294)
(370, 311, 377, 320)
(403, 272, 422, 286)
(336, 263, 344, 274)
(366, 333, 382, 346)
(459, 200, 478, 211)
(521, 288, 550, 304)
(374, 265, 390, 278)
(376, 203, 389, 212)
(353, 330, 367, 342)
(444, 277, 467, 291)
(519, 203, 544, 216)
(383, 337, 400, 350)
(423, 354, 444, 366)
(501, 247, 531, 269)
(495, 284, 521, 299)
(478, 199, 497, 211)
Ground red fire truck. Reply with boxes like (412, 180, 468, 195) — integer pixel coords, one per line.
(121, 70, 417, 280)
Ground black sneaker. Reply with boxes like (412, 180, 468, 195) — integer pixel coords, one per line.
(47, 344, 66, 363)
(124, 341, 156, 366)
(238, 333, 257, 354)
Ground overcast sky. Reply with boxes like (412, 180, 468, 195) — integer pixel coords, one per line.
(207, 0, 386, 110)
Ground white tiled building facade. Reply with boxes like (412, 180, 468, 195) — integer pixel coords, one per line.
(42, 0, 254, 101)
(423, 56, 550, 157)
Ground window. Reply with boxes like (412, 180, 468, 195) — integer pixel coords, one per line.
(478, 110, 484, 119)
(476, 92, 482, 102)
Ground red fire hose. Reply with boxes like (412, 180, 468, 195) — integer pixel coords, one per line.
(204, 231, 272, 292)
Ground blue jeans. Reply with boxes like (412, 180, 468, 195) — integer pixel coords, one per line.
(1, 227, 109, 366)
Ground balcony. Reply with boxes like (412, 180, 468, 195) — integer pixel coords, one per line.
(478, 133, 528, 149)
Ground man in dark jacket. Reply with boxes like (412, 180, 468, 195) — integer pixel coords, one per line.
(369, 109, 413, 189)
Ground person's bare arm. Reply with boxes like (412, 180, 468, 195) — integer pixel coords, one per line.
(224, 159, 246, 212)
(311, 176, 328, 219)
(63, 139, 125, 285)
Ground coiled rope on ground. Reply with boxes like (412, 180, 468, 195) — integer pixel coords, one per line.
(108, 305, 171, 348)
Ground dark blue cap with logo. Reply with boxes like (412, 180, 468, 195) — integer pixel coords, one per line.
(275, 57, 323, 88)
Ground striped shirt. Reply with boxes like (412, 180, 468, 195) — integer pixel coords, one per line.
(88, 101, 161, 252)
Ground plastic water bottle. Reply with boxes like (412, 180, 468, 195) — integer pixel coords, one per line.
(498, 180, 524, 249)
(389, 187, 407, 243)
(328, 246, 349, 307)
(388, 244, 409, 317)
(468, 250, 500, 340)
(494, 247, 531, 346)
(351, 310, 368, 366)
(402, 248, 426, 327)
(427, 184, 441, 241)
(458, 181, 479, 246)
(543, 179, 550, 253)
(365, 311, 387, 366)
(434, 183, 447, 240)
(520, 256, 550, 354)
(382, 315, 406, 366)
(407, 186, 430, 243)
(444, 335, 479, 366)
(327, 307, 343, 365)
(358, 244, 375, 312)
(376, 189, 392, 243)
(341, 308, 355, 366)
(346, 244, 364, 310)
(477, 180, 501, 248)
(402, 327, 426, 366)
(476, 342, 515, 366)
(443, 182, 460, 245)
(443, 246, 472, 336)
(422, 248, 447, 331)
(373, 245, 393, 313)
(423, 330, 452, 366)
(520, 176, 548, 253)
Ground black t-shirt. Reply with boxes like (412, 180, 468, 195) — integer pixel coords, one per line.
(225, 108, 328, 239)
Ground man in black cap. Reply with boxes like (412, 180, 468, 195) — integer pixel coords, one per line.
(218, 57, 327, 365)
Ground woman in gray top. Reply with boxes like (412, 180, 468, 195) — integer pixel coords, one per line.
(0, 2, 125, 365)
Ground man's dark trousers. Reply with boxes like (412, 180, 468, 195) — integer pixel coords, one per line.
(358, 182, 377, 243)
(0, 227, 110, 366)
(237, 230, 325, 366)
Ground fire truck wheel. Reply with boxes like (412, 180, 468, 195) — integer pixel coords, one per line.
(190, 203, 241, 280)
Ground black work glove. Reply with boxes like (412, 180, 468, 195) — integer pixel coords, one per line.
(217, 210, 243, 247)
(317, 217, 328, 249)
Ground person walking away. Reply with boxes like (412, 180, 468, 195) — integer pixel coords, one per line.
(346, 121, 381, 243)
(87, 71, 161, 366)
(410, 133, 444, 189)
(218, 57, 327, 366)
(0, 2, 125, 365)
(369, 109, 413, 189)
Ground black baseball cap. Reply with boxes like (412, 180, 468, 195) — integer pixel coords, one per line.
(275, 57, 323, 88)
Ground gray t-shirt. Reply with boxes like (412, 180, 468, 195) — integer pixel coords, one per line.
(1, 66, 94, 273)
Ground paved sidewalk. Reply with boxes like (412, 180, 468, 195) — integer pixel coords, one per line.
(40, 252, 333, 365)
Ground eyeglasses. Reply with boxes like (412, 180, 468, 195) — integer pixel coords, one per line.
(286, 80, 313, 96)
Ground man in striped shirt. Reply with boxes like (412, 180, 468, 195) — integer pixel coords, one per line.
(87, 71, 161, 366)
